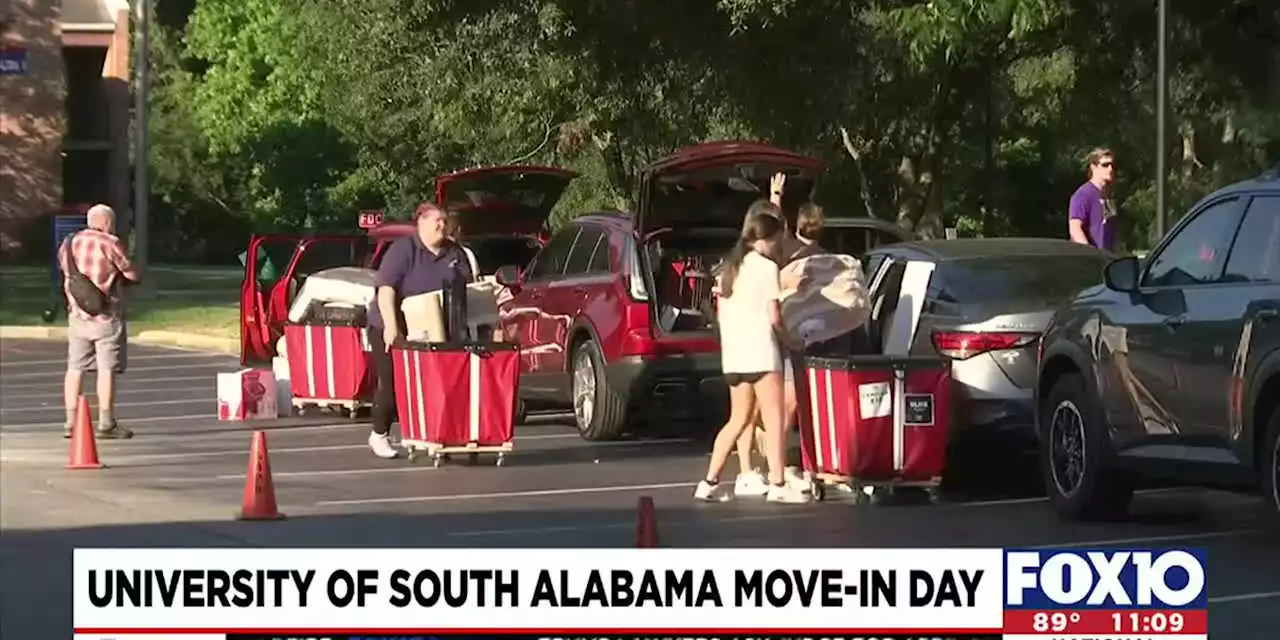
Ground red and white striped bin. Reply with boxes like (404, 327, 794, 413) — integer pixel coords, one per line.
(283, 322, 376, 417)
(796, 354, 953, 497)
(391, 341, 520, 466)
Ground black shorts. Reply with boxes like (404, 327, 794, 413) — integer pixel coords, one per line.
(724, 372, 771, 386)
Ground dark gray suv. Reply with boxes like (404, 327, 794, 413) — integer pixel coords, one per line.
(1036, 166, 1280, 522)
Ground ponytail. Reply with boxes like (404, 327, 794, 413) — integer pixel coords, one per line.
(718, 211, 784, 299)
(718, 238, 752, 299)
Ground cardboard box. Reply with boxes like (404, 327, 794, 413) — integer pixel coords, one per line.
(400, 281, 502, 342)
(217, 369, 279, 421)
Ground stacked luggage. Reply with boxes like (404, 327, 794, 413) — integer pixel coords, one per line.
(392, 277, 520, 466)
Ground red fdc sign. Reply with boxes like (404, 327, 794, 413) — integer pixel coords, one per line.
(358, 210, 385, 229)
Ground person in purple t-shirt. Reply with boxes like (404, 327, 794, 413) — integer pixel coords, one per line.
(1068, 147, 1119, 251)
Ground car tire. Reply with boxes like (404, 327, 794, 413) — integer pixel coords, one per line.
(571, 340, 627, 441)
(1263, 407, 1280, 525)
(1041, 373, 1135, 521)
(514, 397, 528, 425)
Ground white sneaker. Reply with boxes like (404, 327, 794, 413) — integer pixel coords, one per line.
(693, 480, 734, 502)
(734, 469, 770, 497)
(784, 466, 812, 493)
(368, 432, 400, 459)
(767, 482, 812, 504)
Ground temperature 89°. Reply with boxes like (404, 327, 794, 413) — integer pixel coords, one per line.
(1034, 611, 1082, 631)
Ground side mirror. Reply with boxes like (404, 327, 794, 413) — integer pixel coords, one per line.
(495, 265, 522, 288)
(1103, 256, 1141, 293)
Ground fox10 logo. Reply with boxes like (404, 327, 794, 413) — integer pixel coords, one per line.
(1004, 548, 1208, 608)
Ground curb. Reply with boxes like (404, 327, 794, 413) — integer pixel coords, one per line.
(1, 325, 239, 355)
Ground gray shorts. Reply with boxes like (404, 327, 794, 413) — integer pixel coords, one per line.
(67, 316, 127, 374)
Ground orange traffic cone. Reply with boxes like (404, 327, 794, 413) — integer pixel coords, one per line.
(66, 396, 104, 470)
(236, 430, 285, 520)
(636, 495, 659, 548)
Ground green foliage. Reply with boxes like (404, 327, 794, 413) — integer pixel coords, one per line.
(146, 0, 1278, 263)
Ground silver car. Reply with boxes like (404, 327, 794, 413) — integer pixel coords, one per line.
(861, 238, 1114, 444)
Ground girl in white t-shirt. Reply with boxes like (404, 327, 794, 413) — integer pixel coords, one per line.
(695, 212, 810, 504)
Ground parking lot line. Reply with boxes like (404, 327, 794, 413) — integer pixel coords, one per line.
(2, 363, 238, 380)
(1, 432, 663, 461)
(17, 386, 211, 401)
(1030, 528, 1262, 549)
(1, 413, 214, 429)
(1209, 590, 1280, 604)
(13, 352, 231, 366)
(0, 397, 205, 415)
(316, 481, 696, 507)
(217, 466, 442, 480)
(0, 375, 211, 391)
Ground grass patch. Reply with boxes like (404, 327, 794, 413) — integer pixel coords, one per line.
(0, 264, 243, 298)
(0, 297, 241, 339)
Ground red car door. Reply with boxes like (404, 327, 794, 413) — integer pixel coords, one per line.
(240, 234, 365, 364)
(239, 235, 302, 363)
(500, 228, 579, 375)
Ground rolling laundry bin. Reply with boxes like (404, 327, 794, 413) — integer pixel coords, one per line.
(391, 341, 520, 466)
(795, 354, 953, 501)
(283, 318, 376, 418)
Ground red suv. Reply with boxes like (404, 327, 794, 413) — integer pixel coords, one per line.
(494, 142, 912, 440)
(239, 165, 571, 363)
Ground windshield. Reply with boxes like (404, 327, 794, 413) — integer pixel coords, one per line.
(937, 255, 1109, 306)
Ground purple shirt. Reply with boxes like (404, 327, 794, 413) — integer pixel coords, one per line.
(368, 235, 473, 329)
(1068, 182, 1116, 251)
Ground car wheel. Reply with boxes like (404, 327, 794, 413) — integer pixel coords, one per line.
(513, 397, 528, 425)
(571, 340, 626, 441)
(1041, 373, 1135, 521)
(1263, 407, 1280, 524)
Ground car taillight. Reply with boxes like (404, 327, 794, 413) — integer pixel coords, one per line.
(931, 330, 1039, 360)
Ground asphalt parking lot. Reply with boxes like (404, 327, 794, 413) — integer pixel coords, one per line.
(2, 337, 1278, 638)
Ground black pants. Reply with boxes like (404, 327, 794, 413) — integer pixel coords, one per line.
(367, 328, 397, 436)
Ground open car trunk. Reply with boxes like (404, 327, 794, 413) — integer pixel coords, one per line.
(636, 142, 825, 339)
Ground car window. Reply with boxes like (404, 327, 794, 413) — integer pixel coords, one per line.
(525, 228, 579, 281)
(1223, 196, 1280, 283)
(935, 255, 1109, 307)
(827, 227, 905, 258)
(862, 253, 886, 282)
(587, 232, 612, 273)
(293, 239, 358, 278)
(563, 226, 605, 276)
(1143, 197, 1245, 287)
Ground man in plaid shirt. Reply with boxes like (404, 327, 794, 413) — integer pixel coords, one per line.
(58, 204, 141, 439)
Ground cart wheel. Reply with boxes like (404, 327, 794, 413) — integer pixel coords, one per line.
(432, 454, 443, 468)
(812, 482, 826, 502)
(347, 406, 359, 420)
(495, 454, 506, 467)
(406, 449, 418, 463)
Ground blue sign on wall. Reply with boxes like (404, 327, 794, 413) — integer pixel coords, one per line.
(0, 48, 27, 75)
(52, 214, 88, 285)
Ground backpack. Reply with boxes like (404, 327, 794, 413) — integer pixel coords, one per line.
(61, 232, 109, 316)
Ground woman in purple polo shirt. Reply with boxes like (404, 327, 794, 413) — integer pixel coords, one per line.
(365, 202, 474, 458)
(1068, 147, 1119, 251)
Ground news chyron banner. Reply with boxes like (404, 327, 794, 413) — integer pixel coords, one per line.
(71, 548, 1208, 640)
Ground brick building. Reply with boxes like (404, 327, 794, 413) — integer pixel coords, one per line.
(1, 0, 131, 262)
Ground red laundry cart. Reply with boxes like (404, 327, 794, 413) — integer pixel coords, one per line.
(795, 354, 953, 501)
(391, 341, 520, 466)
(283, 322, 376, 417)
